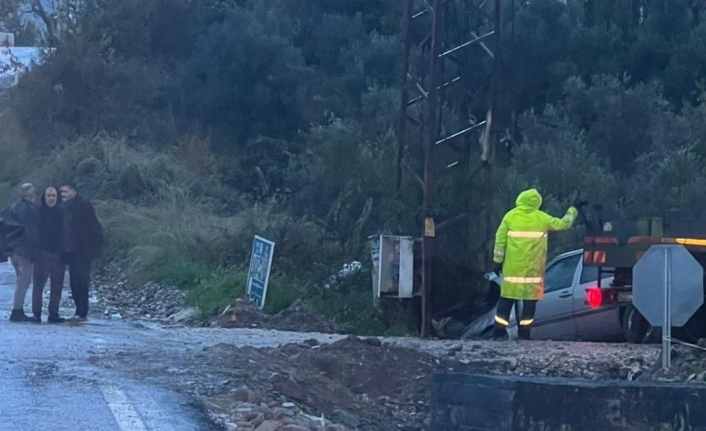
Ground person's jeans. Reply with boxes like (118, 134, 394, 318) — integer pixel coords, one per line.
(66, 253, 92, 318)
(10, 253, 33, 311)
(32, 251, 66, 316)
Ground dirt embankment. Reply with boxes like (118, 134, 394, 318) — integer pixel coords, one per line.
(95, 328, 675, 431)
(91, 264, 706, 430)
(97, 335, 464, 431)
(216, 299, 339, 334)
(94, 264, 340, 335)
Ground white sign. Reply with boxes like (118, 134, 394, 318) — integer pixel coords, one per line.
(246, 235, 275, 309)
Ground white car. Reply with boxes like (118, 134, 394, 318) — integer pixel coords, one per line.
(464, 249, 625, 341)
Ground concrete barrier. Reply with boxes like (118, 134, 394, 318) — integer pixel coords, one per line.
(431, 372, 706, 430)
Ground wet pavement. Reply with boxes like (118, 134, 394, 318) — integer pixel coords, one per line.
(0, 262, 218, 431)
(0, 259, 661, 431)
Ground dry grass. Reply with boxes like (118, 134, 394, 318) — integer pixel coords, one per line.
(0, 132, 387, 332)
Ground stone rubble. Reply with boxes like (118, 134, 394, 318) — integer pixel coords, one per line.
(639, 342, 706, 382)
(91, 313, 706, 431)
(83, 261, 706, 430)
(216, 298, 339, 334)
(209, 396, 351, 431)
(91, 262, 195, 325)
(95, 335, 451, 431)
(395, 337, 661, 381)
(90, 264, 339, 334)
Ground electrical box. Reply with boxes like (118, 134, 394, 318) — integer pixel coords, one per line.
(369, 235, 415, 299)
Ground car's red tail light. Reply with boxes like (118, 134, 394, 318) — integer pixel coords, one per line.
(586, 288, 602, 308)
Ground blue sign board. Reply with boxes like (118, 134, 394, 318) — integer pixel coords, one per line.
(246, 235, 275, 309)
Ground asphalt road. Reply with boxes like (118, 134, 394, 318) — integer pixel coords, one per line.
(0, 261, 219, 431)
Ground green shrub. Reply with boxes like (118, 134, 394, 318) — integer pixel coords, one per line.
(262, 274, 304, 314)
(153, 255, 211, 289)
(187, 268, 248, 318)
(0, 114, 33, 208)
(0, 132, 405, 335)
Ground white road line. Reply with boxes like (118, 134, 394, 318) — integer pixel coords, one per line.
(138, 393, 177, 431)
(100, 385, 148, 431)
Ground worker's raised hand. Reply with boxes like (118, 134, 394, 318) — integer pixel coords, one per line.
(572, 199, 588, 209)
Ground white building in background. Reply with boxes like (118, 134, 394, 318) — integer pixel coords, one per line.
(0, 32, 46, 91)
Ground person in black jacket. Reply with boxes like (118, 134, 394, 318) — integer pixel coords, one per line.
(0, 209, 23, 263)
(59, 183, 104, 323)
(1, 183, 40, 322)
(32, 187, 67, 324)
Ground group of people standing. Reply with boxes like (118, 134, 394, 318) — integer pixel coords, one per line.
(0, 183, 103, 324)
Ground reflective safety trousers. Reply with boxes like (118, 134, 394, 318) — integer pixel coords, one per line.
(493, 189, 578, 301)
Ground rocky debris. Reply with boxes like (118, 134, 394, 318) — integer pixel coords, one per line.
(95, 335, 455, 430)
(92, 263, 193, 324)
(92, 263, 337, 333)
(269, 374, 307, 402)
(208, 397, 349, 431)
(90, 324, 674, 430)
(639, 344, 706, 382)
(233, 388, 263, 405)
(217, 298, 339, 334)
(217, 299, 265, 329)
(168, 307, 198, 324)
(399, 338, 660, 381)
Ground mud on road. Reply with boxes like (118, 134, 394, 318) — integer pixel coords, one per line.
(89, 269, 706, 430)
(91, 325, 661, 431)
(98, 335, 452, 430)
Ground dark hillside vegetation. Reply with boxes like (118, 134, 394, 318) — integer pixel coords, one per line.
(3, 0, 706, 334)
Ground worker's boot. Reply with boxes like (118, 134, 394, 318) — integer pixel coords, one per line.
(491, 325, 509, 341)
(518, 325, 531, 340)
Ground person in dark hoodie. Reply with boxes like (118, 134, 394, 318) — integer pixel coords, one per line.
(59, 183, 103, 323)
(32, 187, 67, 324)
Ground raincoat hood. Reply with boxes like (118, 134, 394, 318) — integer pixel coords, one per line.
(39, 187, 63, 254)
(515, 189, 542, 210)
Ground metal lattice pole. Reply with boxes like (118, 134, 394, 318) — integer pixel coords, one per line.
(397, 0, 502, 338)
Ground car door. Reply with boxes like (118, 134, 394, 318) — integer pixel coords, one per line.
(572, 262, 622, 341)
(532, 252, 582, 340)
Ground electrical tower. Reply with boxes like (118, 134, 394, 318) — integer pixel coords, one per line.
(396, 0, 504, 338)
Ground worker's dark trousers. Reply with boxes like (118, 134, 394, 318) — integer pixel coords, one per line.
(493, 297, 537, 340)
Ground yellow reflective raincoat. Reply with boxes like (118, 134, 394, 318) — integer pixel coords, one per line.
(493, 189, 578, 301)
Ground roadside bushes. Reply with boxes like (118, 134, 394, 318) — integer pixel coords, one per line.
(9, 134, 380, 329)
(0, 113, 32, 208)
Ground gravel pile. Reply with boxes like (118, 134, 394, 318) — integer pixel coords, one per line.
(216, 299, 339, 334)
(92, 263, 196, 325)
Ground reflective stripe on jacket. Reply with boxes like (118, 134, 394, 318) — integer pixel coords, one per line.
(493, 188, 577, 300)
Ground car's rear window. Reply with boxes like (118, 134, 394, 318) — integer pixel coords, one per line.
(580, 265, 614, 284)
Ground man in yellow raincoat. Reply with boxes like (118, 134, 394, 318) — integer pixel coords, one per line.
(492, 188, 578, 340)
